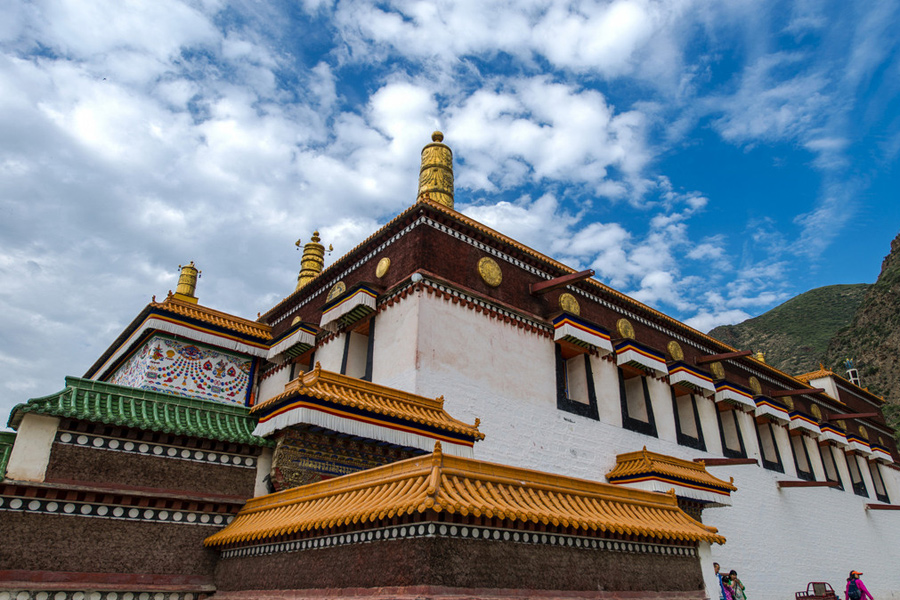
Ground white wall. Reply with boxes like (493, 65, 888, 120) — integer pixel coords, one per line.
(6, 413, 59, 482)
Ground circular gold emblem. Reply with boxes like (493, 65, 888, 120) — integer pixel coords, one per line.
(375, 257, 391, 279)
(838, 419, 847, 431)
(327, 281, 346, 302)
(291, 316, 301, 326)
(559, 293, 580, 315)
(859, 425, 869, 440)
(879, 435, 885, 446)
(810, 404, 822, 420)
(784, 397, 795, 410)
(478, 257, 502, 287)
(709, 361, 725, 380)
(616, 318, 635, 340)
(667, 341, 684, 361)
(748, 376, 762, 396)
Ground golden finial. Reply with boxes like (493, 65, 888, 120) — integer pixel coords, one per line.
(755, 351, 766, 363)
(416, 131, 454, 209)
(173, 262, 200, 304)
(295, 231, 331, 291)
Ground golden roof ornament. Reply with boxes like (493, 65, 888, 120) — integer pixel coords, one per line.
(173, 261, 200, 304)
(296, 231, 331, 291)
(755, 351, 766, 363)
(417, 131, 454, 209)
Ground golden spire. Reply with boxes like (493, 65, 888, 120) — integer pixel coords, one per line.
(755, 351, 766, 364)
(416, 131, 454, 209)
(173, 261, 200, 304)
(296, 231, 330, 291)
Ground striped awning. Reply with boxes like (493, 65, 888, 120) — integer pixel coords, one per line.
(667, 362, 715, 397)
(754, 396, 791, 424)
(871, 444, 895, 464)
(818, 423, 850, 447)
(714, 382, 756, 411)
(788, 411, 821, 436)
(846, 433, 874, 456)
(615, 341, 667, 377)
(267, 322, 317, 361)
(552, 314, 613, 355)
(320, 284, 379, 332)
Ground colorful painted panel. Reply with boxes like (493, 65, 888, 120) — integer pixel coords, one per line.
(109, 335, 253, 405)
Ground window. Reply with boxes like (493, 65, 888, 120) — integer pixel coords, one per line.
(717, 407, 746, 459)
(790, 434, 815, 481)
(755, 419, 783, 472)
(818, 444, 844, 490)
(845, 452, 869, 497)
(341, 317, 375, 381)
(555, 345, 598, 419)
(618, 368, 657, 437)
(671, 390, 705, 450)
(868, 461, 890, 503)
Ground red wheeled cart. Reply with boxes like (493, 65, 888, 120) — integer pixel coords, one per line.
(795, 582, 838, 600)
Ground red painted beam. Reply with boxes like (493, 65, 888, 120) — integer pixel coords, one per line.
(770, 388, 825, 397)
(693, 458, 758, 466)
(824, 412, 880, 421)
(866, 503, 900, 510)
(777, 480, 840, 488)
(530, 269, 594, 295)
(696, 351, 752, 364)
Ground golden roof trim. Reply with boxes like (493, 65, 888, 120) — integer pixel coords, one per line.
(795, 366, 885, 403)
(251, 364, 484, 440)
(155, 296, 273, 341)
(607, 447, 737, 492)
(204, 443, 725, 547)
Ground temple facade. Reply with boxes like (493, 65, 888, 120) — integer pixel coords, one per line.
(2, 133, 899, 600)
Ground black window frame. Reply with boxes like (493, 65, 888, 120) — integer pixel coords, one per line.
(340, 316, 375, 381)
(754, 419, 784, 472)
(868, 460, 890, 503)
(845, 452, 869, 498)
(789, 433, 816, 481)
(817, 443, 844, 490)
(717, 406, 747, 459)
(555, 345, 599, 420)
(618, 367, 657, 437)
(670, 389, 706, 451)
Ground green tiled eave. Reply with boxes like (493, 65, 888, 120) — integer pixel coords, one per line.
(0, 432, 15, 479)
(7, 377, 273, 447)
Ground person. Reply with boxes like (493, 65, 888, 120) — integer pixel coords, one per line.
(846, 571, 874, 600)
(721, 573, 735, 600)
(729, 569, 746, 600)
(714, 563, 727, 600)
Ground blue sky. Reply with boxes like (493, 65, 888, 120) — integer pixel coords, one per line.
(1, 0, 899, 418)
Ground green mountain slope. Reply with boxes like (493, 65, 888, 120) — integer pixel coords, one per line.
(708, 284, 870, 376)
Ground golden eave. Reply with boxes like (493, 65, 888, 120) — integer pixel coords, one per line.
(155, 296, 272, 341)
(795, 367, 885, 404)
(204, 443, 725, 547)
(606, 448, 737, 492)
(251, 364, 484, 440)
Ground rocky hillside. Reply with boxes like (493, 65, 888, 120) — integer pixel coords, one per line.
(708, 284, 869, 375)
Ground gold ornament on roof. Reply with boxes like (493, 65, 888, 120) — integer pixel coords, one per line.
(784, 397, 795, 410)
(810, 404, 822, 420)
(417, 131, 454, 209)
(709, 361, 725, 380)
(327, 281, 346, 302)
(616, 318, 635, 340)
(559, 293, 580, 315)
(837, 419, 847, 430)
(748, 376, 761, 396)
(755, 351, 766, 363)
(667, 341, 684, 361)
(375, 257, 391, 279)
(859, 425, 869, 440)
(173, 261, 201, 304)
(296, 231, 331, 291)
(478, 257, 502, 287)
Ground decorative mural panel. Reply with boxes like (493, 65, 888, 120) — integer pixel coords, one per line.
(109, 335, 252, 406)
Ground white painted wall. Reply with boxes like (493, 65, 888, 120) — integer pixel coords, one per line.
(6, 413, 59, 482)
(257, 366, 293, 405)
(315, 334, 346, 374)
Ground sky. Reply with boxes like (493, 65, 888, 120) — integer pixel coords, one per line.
(2, 0, 900, 420)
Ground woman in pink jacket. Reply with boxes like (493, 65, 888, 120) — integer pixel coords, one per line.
(846, 571, 874, 600)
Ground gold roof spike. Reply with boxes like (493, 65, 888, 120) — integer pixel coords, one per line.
(296, 231, 330, 291)
(417, 131, 454, 209)
(173, 262, 200, 304)
(755, 351, 766, 363)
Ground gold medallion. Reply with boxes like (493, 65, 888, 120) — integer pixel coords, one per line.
(837, 419, 847, 431)
(709, 361, 725, 380)
(327, 281, 346, 302)
(375, 257, 391, 278)
(810, 404, 821, 420)
(859, 425, 869, 440)
(616, 318, 635, 340)
(478, 257, 502, 287)
(667, 341, 684, 361)
(559, 293, 580, 315)
(748, 376, 762, 396)
(784, 397, 795, 411)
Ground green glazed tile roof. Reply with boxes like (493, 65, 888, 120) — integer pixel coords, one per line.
(0, 431, 15, 479)
(8, 377, 272, 447)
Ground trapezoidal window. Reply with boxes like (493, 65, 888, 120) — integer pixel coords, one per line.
(844, 452, 869, 498)
(818, 443, 844, 490)
(868, 461, 890, 503)
(341, 317, 375, 381)
(717, 405, 746, 459)
(754, 419, 783, 472)
(671, 389, 705, 451)
(618, 366, 657, 437)
(790, 434, 815, 481)
(554, 344, 598, 419)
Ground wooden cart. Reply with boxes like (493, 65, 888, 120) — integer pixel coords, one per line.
(795, 582, 838, 600)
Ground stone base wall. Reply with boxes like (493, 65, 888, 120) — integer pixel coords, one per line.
(210, 586, 707, 600)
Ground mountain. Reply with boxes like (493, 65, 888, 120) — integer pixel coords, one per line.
(708, 283, 870, 376)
